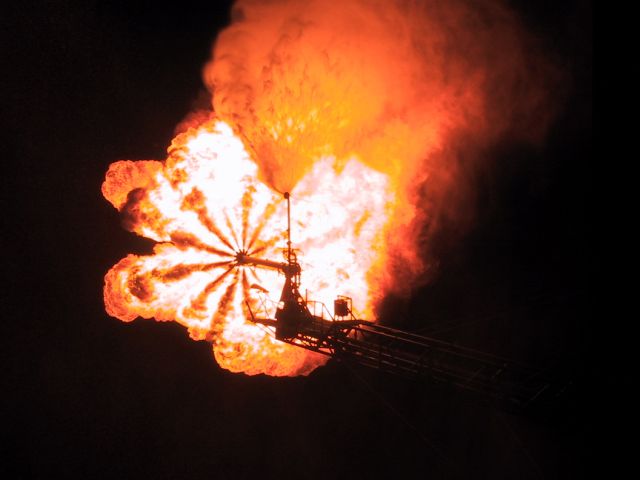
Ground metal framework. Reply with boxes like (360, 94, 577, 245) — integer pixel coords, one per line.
(236, 193, 559, 412)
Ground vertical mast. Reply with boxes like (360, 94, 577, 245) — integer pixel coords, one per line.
(284, 192, 291, 266)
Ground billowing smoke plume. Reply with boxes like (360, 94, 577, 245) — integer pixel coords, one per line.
(204, 0, 560, 300)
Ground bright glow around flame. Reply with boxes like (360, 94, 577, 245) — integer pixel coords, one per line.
(103, 119, 392, 376)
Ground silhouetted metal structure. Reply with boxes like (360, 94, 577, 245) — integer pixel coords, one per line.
(235, 193, 561, 412)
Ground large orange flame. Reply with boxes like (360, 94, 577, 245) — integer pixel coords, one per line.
(103, 0, 558, 376)
(103, 119, 392, 375)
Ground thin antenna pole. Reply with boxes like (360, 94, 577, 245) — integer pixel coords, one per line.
(284, 192, 291, 265)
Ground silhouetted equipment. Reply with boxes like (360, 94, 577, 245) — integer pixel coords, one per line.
(234, 193, 564, 412)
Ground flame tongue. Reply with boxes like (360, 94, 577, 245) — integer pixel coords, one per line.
(103, 119, 392, 376)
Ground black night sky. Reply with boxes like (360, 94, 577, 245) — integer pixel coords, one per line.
(4, 1, 594, 478)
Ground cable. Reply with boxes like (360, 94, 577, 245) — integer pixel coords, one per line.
(343, 361, 465, 480)
(493, 408, 546, 480)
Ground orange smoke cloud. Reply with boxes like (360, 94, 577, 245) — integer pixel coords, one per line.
(205, 0, 560, 294)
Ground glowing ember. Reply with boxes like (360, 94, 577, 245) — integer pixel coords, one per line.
(103, 119, 392, 375)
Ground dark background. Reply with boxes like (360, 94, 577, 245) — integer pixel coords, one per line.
(3, 1, 594, 478)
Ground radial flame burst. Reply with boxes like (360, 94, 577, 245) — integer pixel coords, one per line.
(103, 119, 392, 376)
(102, 0, 556, 376)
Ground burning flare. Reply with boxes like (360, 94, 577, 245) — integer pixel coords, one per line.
(103, 0, 558, 376)
(103, 119, 391, 375)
